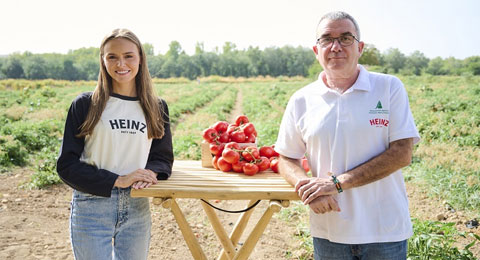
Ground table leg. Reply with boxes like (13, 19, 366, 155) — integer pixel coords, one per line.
(162, 198, 208, 260)
(232, 200, 283, 260)
(201, 200, 236, 260)
(217, 200, 257, 260)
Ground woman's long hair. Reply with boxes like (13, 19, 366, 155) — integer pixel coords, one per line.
(78, 28, 166, 139)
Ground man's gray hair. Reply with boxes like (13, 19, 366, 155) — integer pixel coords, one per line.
(317, 11, 361, 40)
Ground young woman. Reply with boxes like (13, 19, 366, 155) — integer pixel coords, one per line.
(57, 28, 174, 260)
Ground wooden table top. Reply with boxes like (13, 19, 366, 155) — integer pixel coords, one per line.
(131, 160, 300, 200)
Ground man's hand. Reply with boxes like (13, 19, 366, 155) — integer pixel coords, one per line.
(309, 195, 341, 214)
(296, 177, 337, 205)
(114, 169, 158, 189)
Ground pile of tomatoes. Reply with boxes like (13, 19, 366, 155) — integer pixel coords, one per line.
(202, 115, 281, 175)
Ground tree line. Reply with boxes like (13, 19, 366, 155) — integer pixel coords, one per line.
(0, 41, 479, 80)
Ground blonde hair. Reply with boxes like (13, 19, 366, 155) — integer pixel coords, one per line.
(78, 28, 166, 139)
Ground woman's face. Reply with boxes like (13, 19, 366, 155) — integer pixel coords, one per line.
(102, 37, 141, 88)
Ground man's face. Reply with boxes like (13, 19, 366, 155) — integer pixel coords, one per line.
(314, 18, 364, 77)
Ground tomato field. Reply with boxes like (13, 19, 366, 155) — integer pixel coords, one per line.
(0, 75, 479, 259)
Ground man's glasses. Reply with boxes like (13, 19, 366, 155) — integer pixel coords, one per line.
(316, 34, 359, 48)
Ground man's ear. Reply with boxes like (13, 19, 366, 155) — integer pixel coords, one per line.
(313, 45, 318, 55)
(358, 41, 364, 55)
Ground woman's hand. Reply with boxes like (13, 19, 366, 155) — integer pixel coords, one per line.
(114, 169, 158, 188)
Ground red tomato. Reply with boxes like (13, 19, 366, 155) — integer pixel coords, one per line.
(245, 134, 256, 143)
(218, 132, 229, 143)
(243, 163, 258, 176)
(224, 142, 240, 150)
(302, 157, 310, 172)
(232, 160, 246, 173)
(241, 123, 256, 136)
(271, 145, 280, 157)
(222, 149, 240, 164)
(202, 128, 218, 143)
(212, 121, 229, 134)
(235, 115, 249, 126)
(226, 124, 238, 135)
(230, 130, 246, 143)
(241, 147, 260, 162)
(217, 157, 232, 172)
(212, 155, 219, 170)
(209, 143, 225, 156)
(270, 157, 279, 173)
(256, 156, 270, 172)
(259, 146, 275, 158)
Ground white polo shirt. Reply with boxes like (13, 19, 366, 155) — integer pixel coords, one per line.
(275, 65, 420, 244)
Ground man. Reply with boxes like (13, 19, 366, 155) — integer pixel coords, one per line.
(275, 11, 420, 259)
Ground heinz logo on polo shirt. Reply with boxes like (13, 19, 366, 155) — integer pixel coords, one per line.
(370, 118, 389, 127)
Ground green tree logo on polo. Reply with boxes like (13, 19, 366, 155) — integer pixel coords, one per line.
(369, 100, 389, 114)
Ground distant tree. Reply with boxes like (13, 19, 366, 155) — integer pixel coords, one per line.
(426, 57, 447, 75)
(166, 41, 183, 60)
(1, 55, 24, 79)
(464, 56, 480, 75)
(383, 48, 406, 73)
(142, 43, 155, 57)
(194, 42, 205, 55)
(405, 50, 429, 75)
(359, 44, 381, 65)
(443, 57, 464, 75)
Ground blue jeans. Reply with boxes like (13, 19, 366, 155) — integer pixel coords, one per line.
(313, 237, 407, 260)
(70, 188, 151, 260)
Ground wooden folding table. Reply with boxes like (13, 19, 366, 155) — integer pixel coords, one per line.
(131, 160, 300, 260)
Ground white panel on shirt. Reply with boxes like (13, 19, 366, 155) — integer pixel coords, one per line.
(81, 96, 152, 176)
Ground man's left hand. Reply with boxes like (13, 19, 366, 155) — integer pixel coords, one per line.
(296, 177, 337, 205)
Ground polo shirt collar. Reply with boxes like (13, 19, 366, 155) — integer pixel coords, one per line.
(316, 64, 371, 94)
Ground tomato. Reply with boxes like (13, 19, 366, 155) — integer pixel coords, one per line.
(202, 127, 218, 143)
(271, 145, 280, 157)
(259, 146, 276, 158)
(232, 160, 246, 173)
(218, 132, 229, 143)
(222, 148, 240, 164)
(256, 156, 270, 172)
(217, 157, 232, 172)
(302, 157, 310, 172)
(209, 143, 225, 156)
(243, 163, 258, 176)
(270, 157, 279, 173)
(212, 121, 229, 134)
(230, 130, 246, 143)
(245, 134, 256, 143)
(235, 115, 249, 126)
(212, 155, 219, 170)
(227, 124, 238, 135)
(224, 142, 240, 150)
(241, 146, 260, 162)
(241, 123, 256, 136)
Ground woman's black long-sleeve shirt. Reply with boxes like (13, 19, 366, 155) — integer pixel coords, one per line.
(57, 92, 174, 197)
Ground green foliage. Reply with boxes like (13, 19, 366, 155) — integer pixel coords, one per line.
(408, 219, 480, 259)
(0, 135, 28, 168)
(28, 153, 62, 188)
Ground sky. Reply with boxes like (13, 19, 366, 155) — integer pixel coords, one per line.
(2, 0, 479, 59)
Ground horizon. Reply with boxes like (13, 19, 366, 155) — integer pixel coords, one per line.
(2, 0, 479, 60)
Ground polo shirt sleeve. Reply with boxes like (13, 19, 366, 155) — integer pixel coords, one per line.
(145, 99, 174, 180)
(388, 78, 421, 145)
(275, 95, 306, 159)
